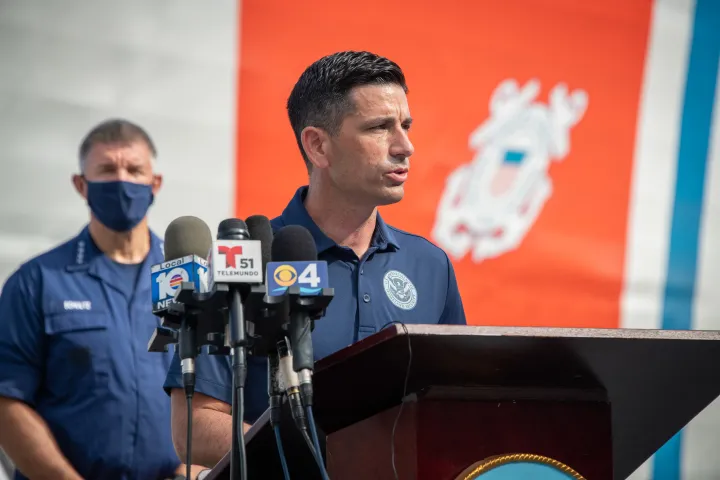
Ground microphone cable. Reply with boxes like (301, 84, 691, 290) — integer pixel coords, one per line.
(305, 405, 329, 480)
(268, 351, 291, 480)
(229, 288, 249, 480)
(179, 312, 198, 480)
(296, 363, 328, 480)
(185, 393, 193, 480)
(298, 425, 328, 480)
(273, 422, 291, 480)
(380, 321, 413, 480)
(231, 383, 248, 480)
(278, 338, 329, 479)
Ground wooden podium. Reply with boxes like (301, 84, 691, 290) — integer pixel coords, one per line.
(205, 325, 720, 479)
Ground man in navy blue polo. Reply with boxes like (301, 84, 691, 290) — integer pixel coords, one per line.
(164, 50, 466, 469)
(0, 119, 201, 480)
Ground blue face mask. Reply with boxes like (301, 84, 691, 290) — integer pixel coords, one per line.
(86, 180, 154, 232)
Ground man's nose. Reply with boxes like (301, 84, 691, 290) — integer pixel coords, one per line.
(114, 169, 133, 182)
(390, 129, 414, 159)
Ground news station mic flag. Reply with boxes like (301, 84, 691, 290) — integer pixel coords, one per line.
(151, 216, 211, 318)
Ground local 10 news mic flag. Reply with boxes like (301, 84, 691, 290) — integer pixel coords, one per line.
(151, 216, 211, 320)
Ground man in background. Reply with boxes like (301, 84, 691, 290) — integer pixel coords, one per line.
(165, 50, 467, 469)
(0, 119, 202, 479)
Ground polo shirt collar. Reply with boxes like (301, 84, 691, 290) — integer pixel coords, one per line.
(279, 186, 400, 255)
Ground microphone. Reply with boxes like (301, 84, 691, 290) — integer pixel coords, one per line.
(245, 215, 294, 480)
(277, 337, 306, 430)
(148, 215, 212, 480)
(243, 215, 276, 353)
(150, 216, 210, 323)
(210, 218, 262, 378)
(209, 218, 263, 480)
(150, 216, 212, 393)
(268, 226, 333, 480)
(245, 215, 273, 274)
(268, 225, 332, 408)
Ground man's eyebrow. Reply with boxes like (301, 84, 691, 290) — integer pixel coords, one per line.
(94, 159, 117, 168)
(360, 116, 414, 126)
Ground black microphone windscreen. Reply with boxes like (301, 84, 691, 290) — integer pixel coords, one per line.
(217, 218, 250, 240)
(163, 216, 213, 261)
(271, 225, 317, 262)
(246, 215, 273, 272)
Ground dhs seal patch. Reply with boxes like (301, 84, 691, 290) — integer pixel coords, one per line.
(383, 270, 417, 310)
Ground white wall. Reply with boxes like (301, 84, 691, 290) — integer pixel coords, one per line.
(0, 1, 238, 476)
(0, 0, 238, 281)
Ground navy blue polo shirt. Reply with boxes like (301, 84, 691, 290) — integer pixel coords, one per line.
(0, 227, 180, 480)
(163, 186, 466, 422)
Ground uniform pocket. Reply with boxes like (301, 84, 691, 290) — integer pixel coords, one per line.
(44, 312, 110, 400)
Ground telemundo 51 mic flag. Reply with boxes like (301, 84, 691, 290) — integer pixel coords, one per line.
(208, 239, 263, 288)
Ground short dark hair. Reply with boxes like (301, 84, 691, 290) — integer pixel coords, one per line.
(78, 118, 157, 172)
(286, 51, 408, 168)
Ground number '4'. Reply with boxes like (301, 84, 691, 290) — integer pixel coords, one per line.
(298, 263, 320, 288)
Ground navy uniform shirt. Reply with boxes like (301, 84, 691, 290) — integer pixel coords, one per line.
(0, 227, 180, 480)
(164, 186, 467, 421)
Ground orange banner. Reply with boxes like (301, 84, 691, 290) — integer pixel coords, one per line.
(235, 0, 653, 328)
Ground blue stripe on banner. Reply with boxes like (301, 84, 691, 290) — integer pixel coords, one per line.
(652, 0, 720, 479)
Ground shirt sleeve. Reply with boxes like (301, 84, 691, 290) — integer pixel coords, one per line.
(438, 253, 467, 325)
(163, 349, 269, 424)
(0, 264, 45, 405)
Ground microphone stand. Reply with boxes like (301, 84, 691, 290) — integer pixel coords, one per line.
(229, 286, 248, 480)
(167, 281, 247, 480)
(178, 312, 198, 480)
(285, 286, 334, 480)
(163, 285, 207, 480)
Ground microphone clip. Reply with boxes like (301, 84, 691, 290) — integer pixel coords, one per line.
(285, 286, 334, 321)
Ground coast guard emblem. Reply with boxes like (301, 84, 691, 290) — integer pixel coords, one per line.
(431, 79, 588, 263)
(383, 270, 417, 310)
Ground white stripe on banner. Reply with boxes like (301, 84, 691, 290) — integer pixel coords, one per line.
(622, 0, 695, 478)
(621, 0, 694, 332)
(683, 60, 720, 480)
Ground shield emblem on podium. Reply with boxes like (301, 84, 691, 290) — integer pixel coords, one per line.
(456, 454, 585, 479)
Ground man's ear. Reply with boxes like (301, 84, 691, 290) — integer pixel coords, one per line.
(72, 174, 87, 200)
(151, 174, 163, 195)
(300, 126, 331, 170)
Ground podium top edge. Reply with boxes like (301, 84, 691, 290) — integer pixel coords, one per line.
(314, 324, 720, 375)
(380, 323, 720, 341)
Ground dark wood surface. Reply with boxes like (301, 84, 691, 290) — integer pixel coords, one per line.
(326, 397, 613, 480)
(206, 324, 720, 480)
